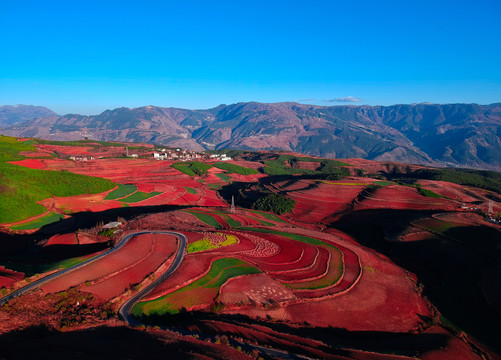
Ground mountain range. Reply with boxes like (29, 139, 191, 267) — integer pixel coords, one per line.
(1, 102, 500, 171)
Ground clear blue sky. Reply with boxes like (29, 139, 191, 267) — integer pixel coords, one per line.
(1, 0, 500, 115)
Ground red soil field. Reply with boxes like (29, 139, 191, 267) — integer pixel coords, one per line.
(46, 233, 78, 246)
(38, 144, 95, 156)
(226, 213, 261, 226)
(218, 273, 297, 306)
(355, 184, 458, 211)
(280, 180, 366, 223)
(272, 246, 329, 282)
(0, 267, 24, 289)
(144, 253, 219, 300)
(417, 180, 479, 202)
(41, 233, 156, 295)
(223, 241, 431, 333)
(83, 234, 178, 301)
(8, 159, 47, 169)
(76, 233, 103, 245)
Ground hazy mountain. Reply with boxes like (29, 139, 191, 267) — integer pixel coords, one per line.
(1, 102, 500, 171)
(0, 105, 58, 126)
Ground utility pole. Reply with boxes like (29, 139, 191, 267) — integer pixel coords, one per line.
(231, 195, 235, 214)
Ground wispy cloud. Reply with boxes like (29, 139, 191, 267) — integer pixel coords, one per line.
(294, 98, 316, 102)
(324, 96, 362, 103)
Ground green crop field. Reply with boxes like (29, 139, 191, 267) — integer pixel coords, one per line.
(0, 136, 116, 223)
(183, 187, 197, 194)
(187, 233, 238, 253)
(133, 258, 260, 316)
(215, 173, 231, 182)
(119, 191, 162, 203)
(213, 162, 259, 175)
(10, 212, 64, 230)
(104, 184, 138, 200)
(183, 211, 222, 228)
(172, 161, 212, 176)
(248, 210, 286, 222)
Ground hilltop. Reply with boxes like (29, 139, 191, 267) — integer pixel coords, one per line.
(1, 101, 500, 171)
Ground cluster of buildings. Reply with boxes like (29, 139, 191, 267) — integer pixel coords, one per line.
(153, 149, 231, 162)
(153, 148, 203, 161)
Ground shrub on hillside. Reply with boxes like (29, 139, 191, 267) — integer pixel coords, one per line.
(253, 194, 295, 215)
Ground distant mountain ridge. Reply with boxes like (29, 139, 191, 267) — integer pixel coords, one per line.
(0, 105, 58, 126)
(1, 102, 500, 171)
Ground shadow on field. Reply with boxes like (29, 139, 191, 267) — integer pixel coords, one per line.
(0, 204, 190, 256)
(0, 325, 230, 360)
(334, 209, 501, 354)
(218, 175, 320, 208)
(136, 311, 451, 358)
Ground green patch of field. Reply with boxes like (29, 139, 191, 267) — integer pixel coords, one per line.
(104, 184, 138, 200)
(187, 233, 238, 253)
(172, 161, 212, 176)
(183, 187, 197, 194)
(119, 191, 162, 203)
(373, 181, 393, 186)
(0, 136, 116, 223)
(183, 211, 222, 228)
(221, 215, 241, 228)
(10, 212, 64, 230)
(415, 218, 456, 234)
(213, 162, 259, 175)
(248, 210, 286, 223)
(0, 136, 37, 161)
(208, 184, 222, 190)
(284, 247, 343, 290)
(417, 187, 443, 198)
(215, 173, 231, 182)
(133, 258, 260, 316)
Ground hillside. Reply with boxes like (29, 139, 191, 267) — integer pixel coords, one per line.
(1, 102, 500, 171)
(0, 137, 500, 359)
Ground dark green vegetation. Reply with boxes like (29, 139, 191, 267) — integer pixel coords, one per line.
(133, 258, 260, 316)
(11, 212, 64, 230)
(386, 167, 501, 194)
(213, 162, 259, 175)
(104, 184, 137, 200)
(253, 193, 296, 215)
(0, 137, 115, 223)
(259, 154, 351, 179)
(172, 161, 212, 176)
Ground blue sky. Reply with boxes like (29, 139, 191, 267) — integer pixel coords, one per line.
(1, 0, 500, 115)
